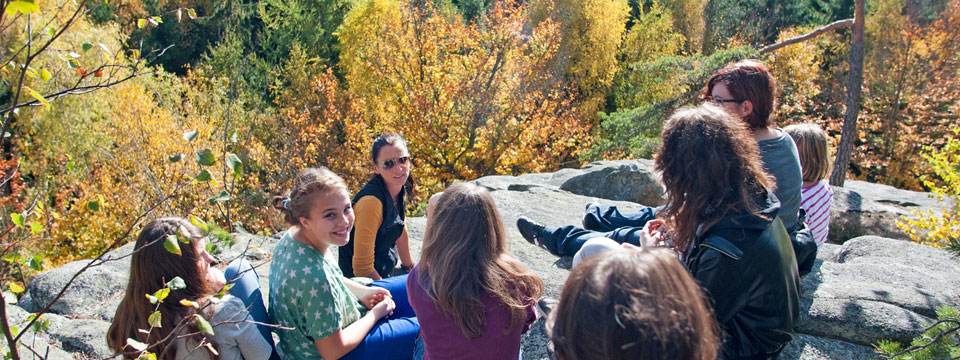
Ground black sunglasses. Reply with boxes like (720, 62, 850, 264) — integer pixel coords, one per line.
(705, 96, 745, 104)
(380, 156, 410, 170)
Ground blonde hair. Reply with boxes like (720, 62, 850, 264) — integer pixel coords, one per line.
(783, 123, 831, 183)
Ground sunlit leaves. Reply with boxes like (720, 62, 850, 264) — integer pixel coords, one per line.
(226, 154, 242, 177)
(148, 311, 162, 328)
(126, 338, 148, 352)
(23, 86, 49, 109)
(183, 131, 198, 142)
(4, 0, 39, 16)
(195, 314, 214, 335)
(163, 234, 181, 256)
(208, 191, 231, 204)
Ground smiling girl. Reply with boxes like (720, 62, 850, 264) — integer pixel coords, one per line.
(339, 134, 416, 279)
(269, 168, 419, 360)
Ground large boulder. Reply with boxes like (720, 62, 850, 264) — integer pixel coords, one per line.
(14, 160, 960, 360)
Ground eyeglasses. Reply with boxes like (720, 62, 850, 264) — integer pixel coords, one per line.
(380, 156, 410, 170)
(705, 96, 745, 104)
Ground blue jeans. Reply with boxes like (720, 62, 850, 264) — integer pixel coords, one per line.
(542, 204, 658, 256)
(341, 274, 420, 360)
(224, 259, 280, 360)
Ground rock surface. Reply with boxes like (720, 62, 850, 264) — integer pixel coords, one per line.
(11, 160, 960, 359)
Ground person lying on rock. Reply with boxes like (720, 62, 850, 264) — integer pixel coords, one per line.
(519, 104, 800, 360)
(339, 134, 417, 280)
(553, 59, 817, 277)
(269, 167, 419, 360)
(107, 217, 275, 360)
(548, 247, 720, 360)
(407, 182, 543, 360)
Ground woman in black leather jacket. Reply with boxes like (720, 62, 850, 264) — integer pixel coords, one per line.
(528, 104, 800, 359)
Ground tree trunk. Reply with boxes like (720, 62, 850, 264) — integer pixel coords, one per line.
(830, 0, 865, 187)
(701, 0, 716, 55)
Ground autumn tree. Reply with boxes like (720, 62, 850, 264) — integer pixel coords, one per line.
(339, 0, 590, 193)
(529, 0, 629, 117)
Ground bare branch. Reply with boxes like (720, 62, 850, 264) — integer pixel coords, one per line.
(757, 18, 854, 54)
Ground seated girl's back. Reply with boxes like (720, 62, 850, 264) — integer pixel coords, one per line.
(407, 183, 543, 360)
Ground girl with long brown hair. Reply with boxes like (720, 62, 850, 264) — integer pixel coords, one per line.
(549, 248, 719, 360)
(407, 183, 543, 360)
(106, 218, 272, 360)
(519, 104, 799, 359)
(269, 167, 418, 360)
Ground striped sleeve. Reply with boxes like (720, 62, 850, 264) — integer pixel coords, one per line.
(801, 180, 834, 246)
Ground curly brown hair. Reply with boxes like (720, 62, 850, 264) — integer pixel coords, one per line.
(655, 104, 774, 254)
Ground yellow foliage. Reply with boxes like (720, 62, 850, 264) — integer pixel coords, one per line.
(898, 131, 960, 248)
(769, 27, 822, 118)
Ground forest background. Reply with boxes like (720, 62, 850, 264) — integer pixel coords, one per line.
(1, 0, 959, 274)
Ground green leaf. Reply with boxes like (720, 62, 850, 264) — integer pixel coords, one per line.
(136, 18, 147, 28)
(149, 16, 162, 25)
(81, 43, 93, 52)
(163, 235, 181, 256)
(194, 169, 211, 182)
(168, 154, 183, 162)
(148, 311, 162, 328)
(208, 191, 231, 204)
(86, 200, 100, 211)
(8, 282, 24, 294)
(66, 161, 75, 170)
(189, 215, 208, 232)
(28, 254, 43, 271)
(183, 130, 198, 142)
(195, 149, 215, 166)
(153, 288, 170, 303)
(3, 253, 19, 263)
(187, 8, 197, 18)
(126, 338, 148, 352)
(25, 68, 37, 79)
(9, 325, 18, 337)
(136, 352, 157, 360)
(229, 130, 238, 143)
(226, 154, 242, 177)
(10, 213, 23, 228)
(28, 221, 41, 235)
(68, 59, 80, 69)
(166, 277, 186, 290)
(5, 0, 39, 15)
(195, 315, 214, 335)
(39, 68, 51, 82)
(145, 294, 158, 304)
(23, 86, 48, 109)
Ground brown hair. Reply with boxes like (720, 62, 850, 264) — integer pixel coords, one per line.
(701, 59, 778, 130)
(273, 167, 350, 226)
(655, 104, 774, 255)
(107, 218, 218, 359)
(371, 133, 416, 200)
(418, 183, 544, 338)
(548, 248, 720, 360)
(783, 123, 831, 183)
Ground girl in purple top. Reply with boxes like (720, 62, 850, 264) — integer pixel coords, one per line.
(407, 183, 544, 360)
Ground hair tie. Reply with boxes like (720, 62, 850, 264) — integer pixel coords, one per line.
(281, 198, 291, 210)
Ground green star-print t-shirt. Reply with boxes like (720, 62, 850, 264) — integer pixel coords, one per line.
(268, 230, 365, 359)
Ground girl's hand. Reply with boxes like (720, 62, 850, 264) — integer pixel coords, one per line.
(638, 219, 666, 248)
(359, 286, 391, 310)
(371, 297, 396, 320)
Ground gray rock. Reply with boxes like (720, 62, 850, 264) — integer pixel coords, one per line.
(558, 160, 665, 206)
(780, 334, 878, 360)
(830, 180, 952, 242)
(45, 314, 113, 358)
(18, 259, 129, 321)
(0, 305, 78, 360)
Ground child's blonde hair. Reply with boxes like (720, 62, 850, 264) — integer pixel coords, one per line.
(784, 123, 831, 183)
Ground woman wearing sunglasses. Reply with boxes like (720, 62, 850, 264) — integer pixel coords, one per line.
(339, 134, 417, 279)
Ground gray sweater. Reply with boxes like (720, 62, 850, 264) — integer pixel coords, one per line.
(757, 130, 803, 233)
(176, 295, 272, 360)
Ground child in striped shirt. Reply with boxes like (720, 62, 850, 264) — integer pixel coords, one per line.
(784, 123, 834, 246)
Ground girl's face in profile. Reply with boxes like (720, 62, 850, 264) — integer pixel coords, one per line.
(300, 189, 355, 247)
(374, 143, 411, 191)
(194, 235, 225, 288)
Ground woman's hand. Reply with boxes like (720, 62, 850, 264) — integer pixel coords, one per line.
(370, 297, 396, 320)
(637, 219, 666, 248)
(358, 286, 391, 310)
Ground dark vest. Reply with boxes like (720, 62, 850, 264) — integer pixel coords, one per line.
(338, 175, 406, 278)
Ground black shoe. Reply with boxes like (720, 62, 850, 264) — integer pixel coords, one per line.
(536, 297, 559, 318)
(517, 216, 547, 249)
(582, 201, 601, 229)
